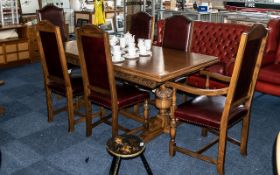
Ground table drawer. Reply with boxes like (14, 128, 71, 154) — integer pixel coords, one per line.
(6, 44, 17, 53)
(6, 53, 18, 62)
(18, 51, 29, 60)
(18, 42, 29, 51)
(0, 46, 3, 54)
(0, 55, 4, 64)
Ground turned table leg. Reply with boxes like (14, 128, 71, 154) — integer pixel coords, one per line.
(155, 85, 172, 133)
(140, 85, 173, 142)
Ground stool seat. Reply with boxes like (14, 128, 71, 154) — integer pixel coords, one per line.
(106, 134, 153, 175)
(107, 134, 145, 158)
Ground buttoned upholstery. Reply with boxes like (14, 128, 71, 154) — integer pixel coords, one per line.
(77, 25, 150, 137)
(162, 15, 192, 51)
(129, 12, 154, 42)
(37, 21, 84, 132)
(37, 4, 67, 42)
(256, 18, 280, 96)
(168, 24, 267, 175)
(187, 21, 250, 88)
(190, 21, 249, 75)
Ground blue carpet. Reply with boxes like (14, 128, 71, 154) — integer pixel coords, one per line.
(0, 62, 279, 175)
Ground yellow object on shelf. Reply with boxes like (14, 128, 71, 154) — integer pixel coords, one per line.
(94, 0, 105, 26)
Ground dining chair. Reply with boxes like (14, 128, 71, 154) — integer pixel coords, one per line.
(153, 19, 165, 46)
(128, 12, 155, 42)
(37, 4, 68, 42)
(76, 25, 150, 137)
(36, 20, 85, 132)
(162, 15, 192, 51)
(166, 24, 267, 175)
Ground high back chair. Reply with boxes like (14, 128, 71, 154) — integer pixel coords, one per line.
(162, 15, 192, 51)
(76, 25, 150, 137)
(166, 24, 267, 174)
(37, 4, 68, 42)
(36, 20, 84, 132)
(129, 12, 154, 42)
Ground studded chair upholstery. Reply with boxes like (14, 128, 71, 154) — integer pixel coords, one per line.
(162, 15, 192, 51)
(167, 24, 267, 175)
(187, 22, 250, 88)
(37, 4, 68, 42)
(129, 12, 154, 42)
(76, 25, 150, 137)
(36, 20, 84, 132)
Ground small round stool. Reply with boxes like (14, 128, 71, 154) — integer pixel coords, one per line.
(106, 134, 153, 175)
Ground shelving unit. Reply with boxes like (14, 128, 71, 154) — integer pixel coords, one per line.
(0, 0, 19, 26)
(0, 25, 31, 66)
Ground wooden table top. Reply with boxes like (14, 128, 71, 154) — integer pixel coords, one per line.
(65, 40, 218, 88)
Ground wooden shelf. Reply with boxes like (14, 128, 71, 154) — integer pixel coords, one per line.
(0, 24, 31, 66)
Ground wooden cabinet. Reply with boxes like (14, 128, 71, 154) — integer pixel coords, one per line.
(0, 25, 31, 66)
(27, 26, 40, 61)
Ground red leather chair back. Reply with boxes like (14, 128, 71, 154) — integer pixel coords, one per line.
(265, 18, 280, 55)
(129, 12, 154, 42)
(79, 27, 111, 91)
(190, 21, 249, 75)
(37, 4, 67, 42)
(162, 15, 191, 51)
(232, 24, 267, 102)
(39, 30, 64, 79)
(155, 19, 165, 46)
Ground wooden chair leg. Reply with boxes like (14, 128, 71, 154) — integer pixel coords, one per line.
(134, 104, 139, 114)
(143, 99, 149, 129)
(112, 110, 118, 137)
(217, 129, 227, 175)
(46, 88, 54, 122)
(201, 127, 208, 137)
(67, 92, 75, 132)
(170, 87, 177, 157)
(169, 117, 176, 157)
(240, 114, 250, 155)
(86, 101, 93, 137)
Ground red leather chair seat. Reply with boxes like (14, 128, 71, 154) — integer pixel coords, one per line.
(187, 75, 228, 89)
(187, 62, 228, 89)
(89, 84, 149, 109)
(175, 96, 248, 129)
(258, 64, 280, 84)
(48, 76, 84, 96)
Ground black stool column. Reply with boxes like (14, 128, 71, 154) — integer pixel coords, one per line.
(140, 154, 153, 175)
(109, 156, 121, 175)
